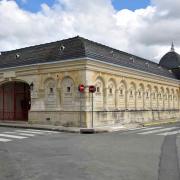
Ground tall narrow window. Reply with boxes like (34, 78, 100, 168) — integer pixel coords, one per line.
(50, 87, 53, 94)
(97, 87, 100, 93)
(67, 87, 71, 92)
(130, 90, 133, 96)
(61, 77, 75, 106)
(120, 89, 123, 95)
(109, 88, 112, 94)
(146, 92, 149, 98)
(45, 79, 56, 108)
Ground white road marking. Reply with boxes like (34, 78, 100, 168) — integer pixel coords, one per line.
(127, 126, 163, 133)
(3, 131, 35, 137)
(15, 130, 45, 134)
(17, 133, 35, 137)
(157, 130, 180, 136)
(0, 134, 27, 139)
(138, 127, 179, 135)
(26, 129, 58, 133)
(135, 126, 163, 132)
(0, 138, 12, 142)
(0, 128, 59, 142)
(129, 127, 147, 131)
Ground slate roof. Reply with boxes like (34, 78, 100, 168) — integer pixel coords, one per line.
(159, 51, 180, 69)
(0, 36, 177, 80)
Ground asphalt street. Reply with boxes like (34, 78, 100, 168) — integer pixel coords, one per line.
(0, 123, 180, 180)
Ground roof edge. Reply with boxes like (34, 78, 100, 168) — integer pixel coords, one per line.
(0, 36, 81, 55)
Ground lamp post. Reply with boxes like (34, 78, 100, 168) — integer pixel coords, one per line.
(89, 85, 96, 128)
(78, 84, 85, 127)
(79, 85, 96, 133)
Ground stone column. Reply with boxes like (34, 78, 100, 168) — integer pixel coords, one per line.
(162, 93, 165, 110)
(135, 91, 137, 110)
(56, 87, 61, 110)
(150, 92, 152, 110)
(157, 94, 159, 110)
(115, 89, 119, 109)
(103, 87, 108, 110)
(142, 91, 145, 110)
(30, 86, 45, 111)
(126, 90, 129, 110)
(178, 92, 180, 109)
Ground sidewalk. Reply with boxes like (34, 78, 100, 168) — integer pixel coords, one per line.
(0, 118, 179, 133)
(0, 121, 139, 133)
(0, 121, 81, 133)
(141, 118, 180, 127)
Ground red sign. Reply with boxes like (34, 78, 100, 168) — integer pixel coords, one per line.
(78, 84, 85, 93)
(89, 85, 96, 93)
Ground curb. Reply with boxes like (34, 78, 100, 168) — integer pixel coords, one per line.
(0, 123, 109, 134)
(0, 124, 80, 133)
(80, 128, 108, 134)
(1, 120, 178, 134)
(142, 120, 180, 127)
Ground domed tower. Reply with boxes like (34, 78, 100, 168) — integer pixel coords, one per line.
(159, 42, 180, 79)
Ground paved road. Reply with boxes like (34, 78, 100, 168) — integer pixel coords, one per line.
(0, 123, 180, 180)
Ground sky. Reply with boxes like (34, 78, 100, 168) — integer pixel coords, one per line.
(0, 0, 180, 63)
(16, 0, 151, 12)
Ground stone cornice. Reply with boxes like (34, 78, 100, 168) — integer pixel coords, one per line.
(85, 58, 180, 87)
(0, 58, 87, 77)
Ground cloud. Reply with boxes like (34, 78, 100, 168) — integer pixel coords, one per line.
(0, 0, 180, 63)
(152, 0, 180, 18)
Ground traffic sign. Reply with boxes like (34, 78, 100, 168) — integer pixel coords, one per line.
(89, 85, 96, 93)
(78, 84, 85, 93)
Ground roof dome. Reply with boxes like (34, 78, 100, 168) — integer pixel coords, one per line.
(159, 43, 180, 69)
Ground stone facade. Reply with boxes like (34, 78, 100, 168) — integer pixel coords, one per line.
(85, 60, 180, 127)
(0, 36, 180, 127)
(0, 58, 179, 127)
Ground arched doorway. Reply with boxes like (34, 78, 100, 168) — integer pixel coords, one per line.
(0, 81, 30, 121)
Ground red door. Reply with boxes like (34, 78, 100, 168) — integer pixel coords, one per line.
(0, 82, 30, 121)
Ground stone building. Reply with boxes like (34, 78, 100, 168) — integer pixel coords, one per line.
(0, 36, 180, 127)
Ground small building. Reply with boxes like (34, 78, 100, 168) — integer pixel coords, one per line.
(0, 36, 180, 127)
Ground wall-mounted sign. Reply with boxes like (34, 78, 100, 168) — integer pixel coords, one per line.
(3, 71, 16, 78)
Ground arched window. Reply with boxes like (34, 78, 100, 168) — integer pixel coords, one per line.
(152, 87, 158, 109)
(165, 94, 167, 100)
(120, 89, 123, 95)
(109, 88, 112, 94)
(165, 88, 170, 109)
(61, 77, 75, 106)
(94, 78, 104, 109)
(145, 85, 151, 109)
(119, 81, 127, 109)
(44, 79, 57, 109)
(130, 90, 133, 97)
(175, 90, 179, 109)
(159, 87, 164, 109)
(97, 87, 100, 93)
(107, 80, 116, 109)
(128, 82, 136, 109)
(137, 84, 144, 109)
(146, 92, 149, 98)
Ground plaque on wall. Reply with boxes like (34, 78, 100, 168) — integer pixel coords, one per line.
(3, 71, 16, 78)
